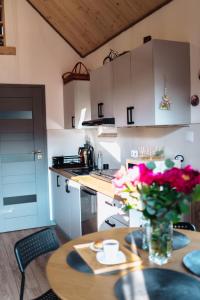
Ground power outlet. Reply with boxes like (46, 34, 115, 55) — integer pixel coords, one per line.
(131, 150, 138, 158)
(185, 131, 194, 143)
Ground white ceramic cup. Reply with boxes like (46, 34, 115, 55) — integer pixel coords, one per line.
(103, 239, 119, 261)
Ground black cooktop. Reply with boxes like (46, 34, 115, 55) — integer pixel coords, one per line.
(65, 168, 91, 176)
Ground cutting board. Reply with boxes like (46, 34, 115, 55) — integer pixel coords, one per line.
(73, 241, 141, 275)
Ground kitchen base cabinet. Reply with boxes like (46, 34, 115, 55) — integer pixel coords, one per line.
(97, 192, 128, 231)
(51, 172, 81, 239)
(51, 172, 68, 236)
(68, 180, 81, 239)
(129, 209, 143, 227)
(99, 216, 127, 231)
(97, 192, 145, 231)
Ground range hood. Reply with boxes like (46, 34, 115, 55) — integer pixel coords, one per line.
(82, 117, 115, 126)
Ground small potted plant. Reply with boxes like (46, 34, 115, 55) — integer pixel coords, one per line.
(112, 160, 200, 265)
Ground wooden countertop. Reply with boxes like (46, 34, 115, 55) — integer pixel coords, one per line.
(49, 167, 119, 199)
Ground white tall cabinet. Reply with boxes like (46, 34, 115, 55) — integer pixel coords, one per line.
(63, 80, 91, 129)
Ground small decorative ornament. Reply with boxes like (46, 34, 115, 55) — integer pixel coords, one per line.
(160, 88, 171, 110)
(191, 95, 199, 106)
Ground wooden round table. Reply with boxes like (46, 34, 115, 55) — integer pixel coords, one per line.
(46, 228, 200, 300)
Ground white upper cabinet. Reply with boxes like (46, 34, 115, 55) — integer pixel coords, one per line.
(153, 40, 190, 125)
(131, 40, 190, 126)
(90, 62, 114, 119)
(112, 40, 191, 127)
(63, 80, 91, 129)
(113, 52, 133, 127)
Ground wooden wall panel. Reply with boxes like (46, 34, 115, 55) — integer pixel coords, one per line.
(27, 0, 172, 57)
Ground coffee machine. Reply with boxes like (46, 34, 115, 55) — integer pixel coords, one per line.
(78, 143, 95, 169)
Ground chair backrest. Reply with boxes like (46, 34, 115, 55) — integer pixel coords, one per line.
(14, 227, 60, 273)
(173, 222, 196, 231)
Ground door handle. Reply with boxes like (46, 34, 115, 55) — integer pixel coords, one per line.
(32, 150, 43, 160)
(56, 175, 60, 187)
(105, 219, 116, 227)
(72, 116, 75, 128)
(105, 201, 113, 207)
(127, 106, 134, 125)
(98, 102, 104, 118)
(65, 179, 70, 193)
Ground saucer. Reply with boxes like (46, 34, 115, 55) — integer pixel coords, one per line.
(89, 242, 103, 252)
(96, 251, 126, 265)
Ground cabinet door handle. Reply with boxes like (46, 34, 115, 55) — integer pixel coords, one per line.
(105, 219, 116, 227)
(98, 102, 104, 118)
(72, 116, 75, 128)
(56, 175, 60, 187)
(127, 106, 134, 125)
(105, 201, 113, 207)
(65, 179, 70, 193)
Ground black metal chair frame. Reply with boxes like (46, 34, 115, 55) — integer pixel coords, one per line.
(14, 227, 60, 300)
(173, 221, 196, 231)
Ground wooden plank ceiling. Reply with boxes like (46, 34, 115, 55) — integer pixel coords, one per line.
(27, 0, 172, 58)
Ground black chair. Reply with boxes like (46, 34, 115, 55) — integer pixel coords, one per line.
(14, 227, 60, 300)
(173, 221, 196, 231)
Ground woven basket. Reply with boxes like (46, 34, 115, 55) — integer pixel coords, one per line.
(62, 62, 90, 84)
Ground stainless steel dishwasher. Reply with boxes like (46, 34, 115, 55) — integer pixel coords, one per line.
(80, 186, 97, 235)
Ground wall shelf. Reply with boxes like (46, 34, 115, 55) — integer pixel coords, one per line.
(0, 0, 16, 54)
(0, 46, 16, 55)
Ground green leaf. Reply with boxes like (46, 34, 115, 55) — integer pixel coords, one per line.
(156, 207, 167, 218)
(165, 159, 175, 169)
(179, 202, 189, 214)
(192, 184, 200, 202)
(147, 199, 156, 206)
(146, 206, 156, 215)
(164, 210, 181, 223)
(146, 161, 156, 170)
(124, 204, 133, 211)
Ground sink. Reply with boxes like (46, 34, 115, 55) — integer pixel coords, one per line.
(64, 168, 91, 176)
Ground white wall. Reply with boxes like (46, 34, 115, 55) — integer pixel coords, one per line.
(84, 0, 200, 170)
(2, 0, 86, 162)
(4, 0, 81, 129)
(47, 129, 85, 165)
(86, 125, 199, 169)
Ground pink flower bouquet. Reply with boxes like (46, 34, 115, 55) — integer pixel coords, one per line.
(112, 160, 200, 222)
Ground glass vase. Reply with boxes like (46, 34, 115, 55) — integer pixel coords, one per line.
(141, 218, 151, 250)
(149, 220, 173, 265)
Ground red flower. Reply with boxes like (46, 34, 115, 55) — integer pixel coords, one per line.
(113, 163, 200, 196)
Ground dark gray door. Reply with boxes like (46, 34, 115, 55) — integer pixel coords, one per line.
(0, 84, 50, 232)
